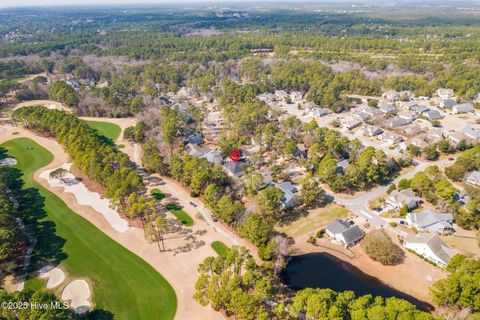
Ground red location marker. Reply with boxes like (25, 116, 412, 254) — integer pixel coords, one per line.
(229, 148, 241, 163)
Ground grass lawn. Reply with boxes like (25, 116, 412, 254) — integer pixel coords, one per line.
(86, 120, 121, 144)
(1, 138, 176, 320)
(165, 203, 194, 227)
(211, 241, 229, 257)
(277, 204, 350, 239)
(151, 188, 166, 201)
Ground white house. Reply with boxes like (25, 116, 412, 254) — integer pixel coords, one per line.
(453, 103, 474, 114)
(270, 181, 298, 209)
(404, 233, 456, 267)
(406, 209, 455, 233)
(290, 91, 303, 102)
(382, 90, 399, 101)
(326, 219, 365, 247)
(465, 170, 480, 186)
(275, 90, 289, 101)
(436, 88, 455, 100)
(386, 188, 420, 210)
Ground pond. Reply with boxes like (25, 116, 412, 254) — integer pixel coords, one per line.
(281, 252, 433, 311)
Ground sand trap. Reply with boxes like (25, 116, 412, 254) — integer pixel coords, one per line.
(38, 266, 66, 289)
(0, 158, 17, 166)
(61, 279, 91, 314)
(40, 164, 130, 232)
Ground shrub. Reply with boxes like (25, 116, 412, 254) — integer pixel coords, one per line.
(316, 229, 326, 238)
(307, 236, 316, 245)
(361, 230, 405, 265)
(389, 222, 397, 227)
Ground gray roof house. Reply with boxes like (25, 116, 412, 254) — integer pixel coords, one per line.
(412, 104, 430, 114)
(464, 127, 480, 140)
(326, 219, 365, 247)
(270, 181, 298, 209)
(424, 110, 443, 121)
(439, 99, 457, 109)
(342, 118, 362, 130)
(406, 209, 455, 233)
(398, 111, 417, 122)
(223, 161, 244, 177)
(379, 103, 397, 113)
(359, 124, 382, 137)
(385, 116, 411, 129)
(445, 131, 469, 145)
(453, 103, 474, 114)
(465, 170, 480, 186)
(402, 124, 424, 137)
(386, 188, 420, 210)
(202, 150, 223, 164)
(426, 128, 444, 143)
(382, 90, 399, 101)
(336, 159, 350, 173)
(436, 88, 455, 100)
(404, 233, 456, 267)
(185, 143, 209, 158)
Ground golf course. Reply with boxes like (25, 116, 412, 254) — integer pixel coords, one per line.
(1, 138, 176, 320)
(85, 120, 121, 144)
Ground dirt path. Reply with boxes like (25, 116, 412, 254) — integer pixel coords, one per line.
(0, 124, 225, 320)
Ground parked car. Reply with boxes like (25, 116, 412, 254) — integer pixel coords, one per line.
(189, 201, 197, 207)
(448, 157, 454, 161)
(212, 216, 218, 222)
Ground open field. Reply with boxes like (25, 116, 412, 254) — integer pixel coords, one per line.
(211, 241, 229, 257)
(1, 138, 176, 320)
(277, 204, 350, 239)
(85, 120, 121, 144)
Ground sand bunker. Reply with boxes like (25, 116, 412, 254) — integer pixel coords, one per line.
(0, 158, 17, 166)
(38, 266, 66, 289)
(40, 163, 130, 232)
(61, 279, 91, 314)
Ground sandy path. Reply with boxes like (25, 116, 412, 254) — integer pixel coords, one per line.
(0, 124, 224, 320)
(293, 231, 448, 305)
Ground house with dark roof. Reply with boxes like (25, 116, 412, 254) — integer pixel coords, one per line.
(424, 110, 442, 121)
(404, 233, 456, 267)
(406, 209, 454, 233)
(379, 103, 397, 114)
(326, 219, 365, 247)
(439, 99, 457, 109)
(270, 181, 298, 209)
(453, 103, 474, 114)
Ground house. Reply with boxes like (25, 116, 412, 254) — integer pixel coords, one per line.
(386, 188, 420, 210)
(465, 170, 480, 186)
(185, 143, 209, 158)
(66, 79, 80, 90)
(398, 111, 417, 122)
(436, 88, 455, 100)
(336, 159, 349, 173)
(326, 219, 365, 247)
(290, 91, 303, 102)
(439, 99, 457, 109)
(399, 137, 428, 151)
(444, 131, 469, 145)
(275, 90, 288, 101)
(342, 118, 362, 130)
(378, 132, 404, 145)
(404, 233, 456, 267)
(406, 209, 455, 233)
(424, 110, 443, 121)
(426, 128, 445, 143)
(382, 90, 399, 101)
(398, 90, 414, 101)
(223, 161, 243, 177)
(379, 103, 397, 113)
(353, 110, 371, 121)
(402, 124, 424, 137)
(452, 103, 474, 114)
(359, 124, 382, 137)
(385, 116, 411, 129)
(360, 107, 382, 117)
(411, 104, 429, 114)
(310, 107, 331, 117)
(185, 132, 204, 145)
(270, 181, 298, 209)
(202, 150, 223, 165)
(464, 127, 480, 140)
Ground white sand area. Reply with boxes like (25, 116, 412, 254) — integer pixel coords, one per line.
(38, 266, 66, 289)
(39, 163, 130, 232)
(0, 158, 17, 166)
(61, 280, 91, 314)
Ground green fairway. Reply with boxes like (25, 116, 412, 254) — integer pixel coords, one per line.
(1, 138, 176, 320)
(86, 120, 121, 144)
(165, 203, 194, 227)
(211, 241, 229, 257)
(151, 188, 166, 201)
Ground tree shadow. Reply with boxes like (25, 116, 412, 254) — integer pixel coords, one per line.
(85, 309, 114, 320)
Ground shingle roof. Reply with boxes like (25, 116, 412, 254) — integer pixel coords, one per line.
(407, 209, 454, 232)
(405, 233, 456, 264)
(327, 219, 365, 245)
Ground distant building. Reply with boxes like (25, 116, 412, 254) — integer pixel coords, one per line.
(439, 99, 457, 109)
(202, 150, 223, 165)
(310, 107, 331, 117)
(386, 188, 420, 210)
(342, 118, 362, 130)
(185, 143, 209, 158)
(336, 159, 350, 173)
(359, 124, 382, 137)
(378, 132, 404, 145)
(424, 110, 443, 121)
(398, 111, 417, 122)
(464, 127, 480, 140)
(411, 104, 429, 114)
(426, 128, 444, 143)
(275, 90, 288, 101)
(444, 131, 469, 145)
(406, 209, 455, 233)
(385, 116, 411, 129)
(223, 161, 243, 177)
(402, 124, 424, 137)
(465, 170, 480, 186)
(270, 181, 298, 209)
(326, 219, 365, 247)
(398, 90, 414, 101)
(382, 90, 399, 101)
(436, 88, 455, 100)
(290, 91, 303, 102)
(404, 233, 456, 267)
(379, 103, 397, 113)
(452, 103, 474, 114)
(257, 92, 276, 103)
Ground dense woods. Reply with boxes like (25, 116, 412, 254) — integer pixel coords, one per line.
(11, 106, 144, 207)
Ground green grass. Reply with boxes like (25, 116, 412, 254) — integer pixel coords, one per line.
(118, 144, 125, 149)
(1, 138, 176, 320)
(165, 203, 194, 227)
(12, 132, 19, 135)
(211, 241, 229, 257)
(86, 120, 121, 144)
(151, 188, 165, 201)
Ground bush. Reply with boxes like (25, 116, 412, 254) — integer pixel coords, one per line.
(316, 229, 326, 238)
(307, 236, 317, 245)
(387, 184, 396, 194)
(361, 230, 405, 265)
(389, 222, 397, 227)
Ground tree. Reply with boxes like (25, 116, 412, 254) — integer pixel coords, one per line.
(245, 173, 264, 197)
(255, 186, 284, 217)
(299, 175, 325, 206)
(213, 195, 244, 224)
(49, 168, 68, 183)
(361, 230, 405, 265)
(238, 213, 274, 247)
(422, 145, 439, 161)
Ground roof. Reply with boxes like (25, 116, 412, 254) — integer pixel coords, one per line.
(405, 233, 456, 264)
(466, 170, 480, 182)
(440, 99, 457, 108)
(424, 110, 442, 120)
(412, 105, 429, 113)
(379, 103, 397, 113)
(388, 188, 419, 207)
(271, 181, 297, 207)
(326, 219, 365, 245)
(407, 209, 454, 232)
(223, 161, 243, 175)
(202, 150, 223, 164)
(454, 103, 474, 113)
(385, 116, 411, 128)
(185, 143, 209, 158)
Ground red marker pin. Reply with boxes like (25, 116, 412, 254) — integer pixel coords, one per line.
(229, 148, 241, 163)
